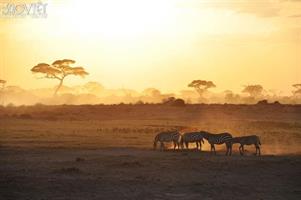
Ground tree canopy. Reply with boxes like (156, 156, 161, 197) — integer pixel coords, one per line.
(188, 80, 216, 98)
(31, 59, 88, 96)
(292, 84, 301, 96)
(242, 84, 263, 97)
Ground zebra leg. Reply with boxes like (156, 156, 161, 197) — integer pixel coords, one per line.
(225, 143, 231, 156)
(160, 142, 164, 151)
(239, 145, 243, 155)
(212, 144, 216, 155)
(199, 142, 202, 151)
(174, 141, 179, 150)
(225, 143, 229, 155)
(176, 142, 180, 150)
(196, 142, 199, 150)
(185, 142, 189, 149)
(173, 141, 176, 150)
(180, 141, 184, 150)
(255, 144, 261, 156)
(228, 143, 232, 156)
(255, 144, 260, 156)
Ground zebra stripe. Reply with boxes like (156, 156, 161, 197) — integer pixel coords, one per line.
(153, 131, 181, 150)
(181, 132, 204, 150)
(200, 131, 233, 155)
(230, 135, 261, 156)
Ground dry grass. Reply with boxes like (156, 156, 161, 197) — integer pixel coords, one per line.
(0, 104, 301, 199)
(0, 104, 301, 154)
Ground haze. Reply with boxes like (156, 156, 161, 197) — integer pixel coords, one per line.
(0, 0, 300, 95)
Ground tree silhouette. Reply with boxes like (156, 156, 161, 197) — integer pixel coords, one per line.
(188, 80, 216, 98)
(0, 79, 6, 90)
(242, 84, 263, 98)
(292, 84, 301, 96)
(31, 59, 88, 96)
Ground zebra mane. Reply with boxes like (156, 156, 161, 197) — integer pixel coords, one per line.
(199, 130, 212, 134)
(199, 130, 214, 139)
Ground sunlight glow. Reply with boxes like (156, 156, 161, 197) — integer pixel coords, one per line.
(60, 0, 177, 38)
(0, 0, 299, 94)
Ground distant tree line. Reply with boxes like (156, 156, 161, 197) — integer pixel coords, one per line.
(2, 62, 301, 105)
(187, 79, 301, 103)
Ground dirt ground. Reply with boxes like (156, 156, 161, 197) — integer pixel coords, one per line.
(0, 147, 300, 200)
(0, 104, 301, 199)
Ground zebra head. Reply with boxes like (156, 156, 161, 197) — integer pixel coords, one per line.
(199, 130, 211, 140)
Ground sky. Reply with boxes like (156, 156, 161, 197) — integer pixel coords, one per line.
(0, 0, 300, 95)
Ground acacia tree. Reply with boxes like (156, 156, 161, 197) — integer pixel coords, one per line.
(292, 84, 301, 96)
(31, 59, 88, 96)
(242, 84, 263, 98)
(188, 80, 216, 98)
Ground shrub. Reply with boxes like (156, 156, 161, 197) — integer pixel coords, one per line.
(257, 99, 269, 105)
(162, 97, 185, 107)
(171, 98, 185, 107)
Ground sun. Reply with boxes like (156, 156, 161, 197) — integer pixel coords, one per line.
(58, 0, 177, 38)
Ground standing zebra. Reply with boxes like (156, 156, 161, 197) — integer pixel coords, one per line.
(231, 135, 261, 156)
(200, 131, 233, 155)
(153, 131, 181, 151)
(180, 132, 204, 150)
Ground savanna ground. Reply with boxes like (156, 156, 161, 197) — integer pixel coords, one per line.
(0, 104, 301, 200)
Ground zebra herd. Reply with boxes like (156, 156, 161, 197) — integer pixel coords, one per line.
(153, 130, 261, 156)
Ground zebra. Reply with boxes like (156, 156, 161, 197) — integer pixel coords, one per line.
(200, 131, 233, 155)
(231, 135, 261, 156)
(180, 132, 204, 150)
(153, 131, 181, 151)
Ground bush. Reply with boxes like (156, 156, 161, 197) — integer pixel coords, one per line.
(135, 100, 144, 105)
(171, 98, 185, 107)
(257, 99, 268, 105)
(162, 97, 185, 106)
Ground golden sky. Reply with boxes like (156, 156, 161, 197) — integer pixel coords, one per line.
(0, 0, 300, 94)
